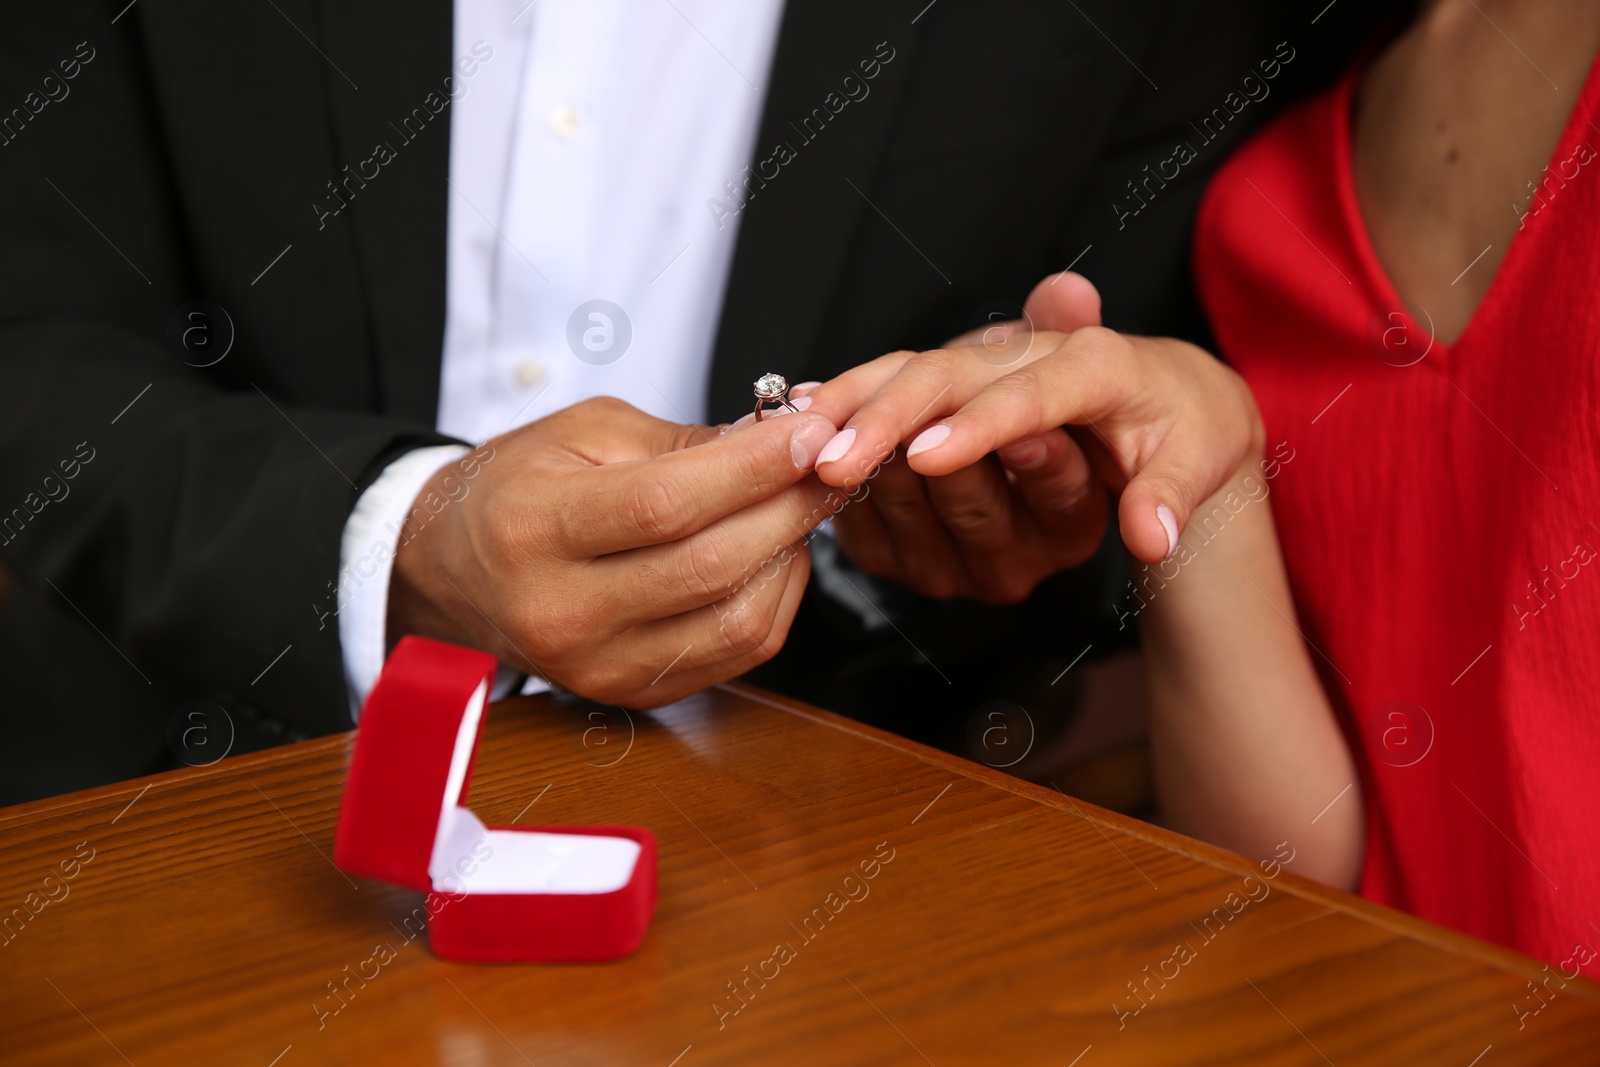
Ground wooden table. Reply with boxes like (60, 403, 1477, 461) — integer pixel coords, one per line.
(3, 683, 1597, 1065)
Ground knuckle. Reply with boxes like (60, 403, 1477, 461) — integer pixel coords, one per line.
(937, 493, 1008, 540)
(1072, 325, 1128, 358)
(717, 595, 771, 656)
(864, 465, 920, 523)
(581, 395, 632, 417)
(549, 490, 597, 552)
(985, 372, 1047, 423)
(907, 347, 958, 379)
(628, 477, 687, 543)
(1067, 327, 1130, 376)
(879, 349, 920, 371)
(871, 490, 923, 528)
(676, 531, 739, 600)
(752, 625, 786, 668)
(730, 433, 795, 495)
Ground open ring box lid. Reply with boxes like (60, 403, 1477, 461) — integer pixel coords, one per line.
(333, 635, 657, 962)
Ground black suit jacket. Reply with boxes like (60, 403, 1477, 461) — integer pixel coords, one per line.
(0, 0, 1377, 801)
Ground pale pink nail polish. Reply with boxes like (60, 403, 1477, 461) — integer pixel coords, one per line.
(1156, 504, 1179, 557)
(907, 423, 952, 457)
(815, 427, 856, 466)
(790, 381, 822, 396)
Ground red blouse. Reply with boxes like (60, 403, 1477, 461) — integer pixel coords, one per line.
(1194, 53, 1600, 978)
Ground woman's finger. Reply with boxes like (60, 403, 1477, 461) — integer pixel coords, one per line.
(813, 336, 1062, 488)
(1114, 415, 1254, 565)
(899, 329, 1140, 479)
(788, 351, 913, 429)
(905, 331, 1254, 564)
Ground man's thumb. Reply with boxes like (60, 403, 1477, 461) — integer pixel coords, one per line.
(1022, 271, 1102, 334)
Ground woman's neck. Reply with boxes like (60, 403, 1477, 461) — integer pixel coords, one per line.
(1353, 0, 1600, 344)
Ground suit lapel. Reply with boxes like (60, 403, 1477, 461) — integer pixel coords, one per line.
(707, 0, 926, 421)
(317, 0, 453, 424)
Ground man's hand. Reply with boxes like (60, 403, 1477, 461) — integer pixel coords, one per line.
(386, 396, 839, 708)
(795, 272, 1109, 604)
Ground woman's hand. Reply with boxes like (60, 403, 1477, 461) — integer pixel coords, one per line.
(793, 272, 1110, 603)
(804, 276, 1265, 567)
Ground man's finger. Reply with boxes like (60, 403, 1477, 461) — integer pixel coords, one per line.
(618, 541, 812, 708)
(998, 429, 1108, 563)
(599, 476, 843, 625)
(537, 395, 705, 464)
(942, 271, 1103, 349)
(552, 411, 837, 556)
(923, 456, 1021, 557)
(1022, 271, 1103, 333)
(828, 490, 901, 580)
(858, 457, 966, 598)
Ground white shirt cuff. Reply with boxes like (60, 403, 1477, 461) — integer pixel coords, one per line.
(337, 444, 470, 718)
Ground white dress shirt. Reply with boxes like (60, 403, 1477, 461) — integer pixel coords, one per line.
(338, 0, 786, 710)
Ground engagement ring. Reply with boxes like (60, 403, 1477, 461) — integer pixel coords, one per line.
(752, 372, 798, 421)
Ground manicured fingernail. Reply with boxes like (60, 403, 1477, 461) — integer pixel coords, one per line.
(999, 436, 1049, 470)
(790, 381, 822, 397)
(815, 426, 856, 466)
(1156, 504, 1179, 557)
(907, 423, 952, 458)
(791, 417, 834, 470)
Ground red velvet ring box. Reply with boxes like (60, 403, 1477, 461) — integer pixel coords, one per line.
(333, 635, 656, 962)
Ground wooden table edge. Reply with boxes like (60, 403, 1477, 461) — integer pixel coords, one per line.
(717, 681, 1600, 1001)
(2, 680, 1590, 1003)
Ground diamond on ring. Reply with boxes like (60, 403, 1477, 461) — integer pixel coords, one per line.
(752, 372, 798, 421)
(754, 373, 789, 399)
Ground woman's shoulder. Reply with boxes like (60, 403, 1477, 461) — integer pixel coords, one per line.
(1197, 70, 1354, 266)
(1192, 65, 1364, 346)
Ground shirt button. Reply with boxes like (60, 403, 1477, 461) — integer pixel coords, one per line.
(550, 105, 580, 138)
(514, 360, 546, 388)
